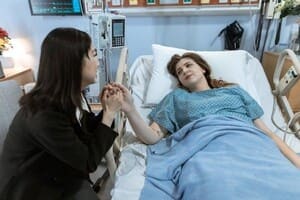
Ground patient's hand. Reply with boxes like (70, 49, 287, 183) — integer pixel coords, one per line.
(108, 83, 134, 114)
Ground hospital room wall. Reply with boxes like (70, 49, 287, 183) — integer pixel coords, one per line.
(1, 1, 296, 78)
(124, 16, 299, 66)
(124, 15, 260, 64)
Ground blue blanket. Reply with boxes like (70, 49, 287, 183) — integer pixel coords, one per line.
(139, 115, 300, 200)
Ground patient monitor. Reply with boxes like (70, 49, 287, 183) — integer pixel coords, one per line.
(97, 13, 125, 49)
(86, 12, 126, 103)
(90, 13, 126, 50)
(272, 49, 300, 138)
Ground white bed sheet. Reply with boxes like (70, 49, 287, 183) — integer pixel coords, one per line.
(111, 54, 300, 200)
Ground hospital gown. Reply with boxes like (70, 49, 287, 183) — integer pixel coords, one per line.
(149, 85, 264, 133)
(141, 85, 300, 200)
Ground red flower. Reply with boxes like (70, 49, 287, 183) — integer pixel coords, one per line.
(0, 27, 12, 53)
(0, 28, 9, 39)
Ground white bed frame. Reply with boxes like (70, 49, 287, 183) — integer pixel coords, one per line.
(272, 49, 300, 138)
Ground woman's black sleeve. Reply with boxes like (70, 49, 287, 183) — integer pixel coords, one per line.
(29, 110, 118, 173)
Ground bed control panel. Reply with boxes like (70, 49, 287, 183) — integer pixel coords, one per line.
(278, 65, 299, 95)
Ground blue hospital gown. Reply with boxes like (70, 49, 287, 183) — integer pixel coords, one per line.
(149, 85, 264, 133)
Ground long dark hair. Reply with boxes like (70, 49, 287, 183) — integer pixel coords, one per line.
(167, 52, 234, 89)
(20, 28, 91, 119)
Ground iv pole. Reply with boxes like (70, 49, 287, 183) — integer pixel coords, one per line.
(102, 0, 112, 84)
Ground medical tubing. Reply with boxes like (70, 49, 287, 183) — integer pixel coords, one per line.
(287, 112, 300, 135)
(271, 96, 300, 135)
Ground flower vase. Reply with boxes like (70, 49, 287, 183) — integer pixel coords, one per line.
(0, 59, 5, 78)
(0, 54, 14, 68)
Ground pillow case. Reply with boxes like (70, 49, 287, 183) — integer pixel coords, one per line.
(144, 44, 257, 105)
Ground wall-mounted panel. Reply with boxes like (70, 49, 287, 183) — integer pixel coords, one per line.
(107, 0, 261, 16)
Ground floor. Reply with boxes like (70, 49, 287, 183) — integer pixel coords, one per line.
(97, 177, 114, 200)
(90, 162, 114, 200)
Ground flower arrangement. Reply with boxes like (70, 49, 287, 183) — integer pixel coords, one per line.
(276, 0, 300, 18)
(0, 27, 12, 55)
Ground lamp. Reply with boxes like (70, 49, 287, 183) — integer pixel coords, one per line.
(4, 38, 34, 69)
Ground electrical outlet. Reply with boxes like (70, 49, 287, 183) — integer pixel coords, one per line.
(278, 65, 299, 95)
(265, 0, 280, 19)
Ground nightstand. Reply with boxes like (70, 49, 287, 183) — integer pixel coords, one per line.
(0, 67, 34, 85)
(262, 51, 300, 112)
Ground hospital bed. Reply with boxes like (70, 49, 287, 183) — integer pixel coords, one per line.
(110, 44, 300, 199)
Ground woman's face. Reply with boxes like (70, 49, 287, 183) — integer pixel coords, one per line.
(81, 46, 99, 89)
(175, 57, 207, 90)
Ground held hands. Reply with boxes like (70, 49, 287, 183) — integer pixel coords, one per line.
(104, 83, 134, 114)
(100, 85, 122, 118)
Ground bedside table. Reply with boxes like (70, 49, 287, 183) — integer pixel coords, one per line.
(0, 67, 35, 85)
(262, 51, 300, 112)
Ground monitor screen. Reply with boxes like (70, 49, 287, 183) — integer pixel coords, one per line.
(112, 20, 124, 37)
(28, 0, 83, 16)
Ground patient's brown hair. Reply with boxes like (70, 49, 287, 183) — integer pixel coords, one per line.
(167, 52, 234, 89)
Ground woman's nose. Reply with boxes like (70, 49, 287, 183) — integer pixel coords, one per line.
(182, 67, 188, 74)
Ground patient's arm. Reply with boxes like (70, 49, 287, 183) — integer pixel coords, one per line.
(254, 119, 300, 168)
(126, 107, 167, 144)
(110, 83, 167, 144)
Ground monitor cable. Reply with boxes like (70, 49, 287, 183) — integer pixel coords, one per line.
(271, 95, 300, 137)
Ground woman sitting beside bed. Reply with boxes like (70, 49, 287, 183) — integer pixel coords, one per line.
(108, 52, 300, 199)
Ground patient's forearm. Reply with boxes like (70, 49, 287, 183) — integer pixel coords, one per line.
(254, 119, 300, 168)
(269, 133, 300, 168)
(125, 108, 162, 144)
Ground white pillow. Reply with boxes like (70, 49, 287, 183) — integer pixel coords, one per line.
(144, 44, 255, 104)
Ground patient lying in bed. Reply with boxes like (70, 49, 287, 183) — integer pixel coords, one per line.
(107, 52, 300, 200)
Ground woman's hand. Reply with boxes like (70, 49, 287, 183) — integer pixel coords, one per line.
(106, 83, 164, 144)
(108, 83, 134, 114)
(100, 85, 122, 126)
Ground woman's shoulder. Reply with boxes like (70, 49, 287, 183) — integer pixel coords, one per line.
(163, 88, 186, 97)
(171, 88, 191, 98)
(222, 84, 242, 91)
(156, 88, 186, 105)
(212, 84, 245, 95)
(9, 107, 72, 136)
(26, 107, 71, 125)
(173, 87, 187, 94)
(221, 85, 253, 98)
(224, 84, 240, 89)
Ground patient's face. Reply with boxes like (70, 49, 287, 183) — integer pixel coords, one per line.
(81, 46, 99, 88)
(175, 58, 206, 91)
